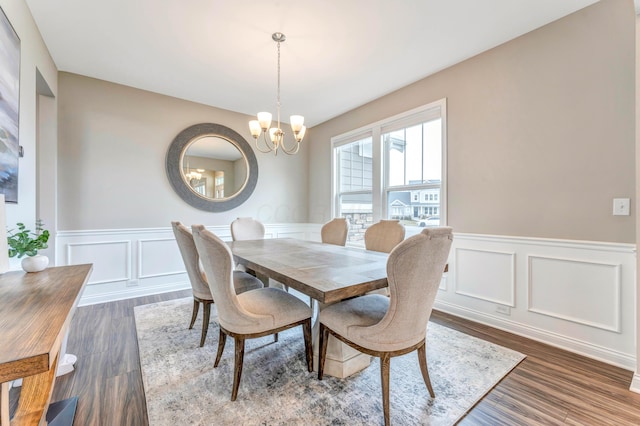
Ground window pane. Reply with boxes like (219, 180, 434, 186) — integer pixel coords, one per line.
(339, 193, 372, 247)
(385, 118, 442, 187)
(423, 119, 442, 181)
(387, 186, 441, 228)
(387, 130, 405, 186)
(405, 124, 423, 184)
(338, 137, 373, 192)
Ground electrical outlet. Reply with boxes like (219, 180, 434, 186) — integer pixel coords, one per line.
(496, 305, 511, 315)
(613, 198, 630, 216)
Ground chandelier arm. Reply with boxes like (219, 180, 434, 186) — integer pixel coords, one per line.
(280, 140, 301, 155)
(254, 132, 276, 154)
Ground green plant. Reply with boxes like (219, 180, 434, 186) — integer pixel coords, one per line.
(7, 220, 50, 258)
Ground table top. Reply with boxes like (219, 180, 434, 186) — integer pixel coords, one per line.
(228, 239, 388, 304)
(0, 264, 93, 383)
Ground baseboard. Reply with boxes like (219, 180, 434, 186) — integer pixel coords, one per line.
(630, 373, 640, 393)
(434, 300, 636, 370)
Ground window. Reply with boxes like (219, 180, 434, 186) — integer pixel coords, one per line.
(333, 99, 446, 245)
(335, 136, 373, 244)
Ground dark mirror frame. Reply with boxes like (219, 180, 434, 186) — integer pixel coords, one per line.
(166, 123, 258, 212)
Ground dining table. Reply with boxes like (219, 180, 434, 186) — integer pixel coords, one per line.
(227, 238, 389, 378)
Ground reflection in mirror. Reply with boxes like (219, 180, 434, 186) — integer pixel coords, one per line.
(182, 136, 247, 200)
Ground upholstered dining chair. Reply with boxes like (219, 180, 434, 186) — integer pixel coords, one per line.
(364, 219, 406, 297)
(191, 225, 313, 401)
(230, 217, 265, 241)
(171, 221, 264, 347)
(318, 227, 453, 426)
(364, 219, 405, 253)
(321, 218, 349, 246)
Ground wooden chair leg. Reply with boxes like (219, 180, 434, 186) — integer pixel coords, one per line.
(417, 342, 435, 397)
(380, 353, 391, 426)
(302, 318, 313, 372)
(214, 329, 227, 368)
(231, 337, 245, 401)
(200, 301, 212, 347)
(274, 333, 279, 342)
(318, 323, 329, 380)
(189, 299, 200, 329)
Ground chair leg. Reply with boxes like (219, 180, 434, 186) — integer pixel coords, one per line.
(274, 333, 279, 342)
(380, 353, 391, 426)
(214, 329, 227, 368)
(231, 337, 245, 401)
(200, 301, 212, 347)
(318, 323, 329, 380)
(302, 318, 313, 372)
(417, 342, 435, 398)
(189, 299, 200, 329)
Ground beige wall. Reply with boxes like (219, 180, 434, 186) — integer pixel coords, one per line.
(57, 73, 309, 230)
(0, 0, 58, 231)
(309, 0, 635, 243)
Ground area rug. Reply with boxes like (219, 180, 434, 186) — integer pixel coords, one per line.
(135, 297, 525, 425)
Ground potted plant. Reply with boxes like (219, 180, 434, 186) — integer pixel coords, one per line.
(7, 220, 50, 272)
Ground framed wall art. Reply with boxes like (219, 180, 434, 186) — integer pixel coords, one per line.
(0, 6, 20, 203)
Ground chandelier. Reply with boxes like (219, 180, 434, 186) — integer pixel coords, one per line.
(249, 32, 306, 155)
(184, 160, 203, 181)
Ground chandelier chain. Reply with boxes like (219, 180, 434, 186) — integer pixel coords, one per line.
(276, 38, 281, 128)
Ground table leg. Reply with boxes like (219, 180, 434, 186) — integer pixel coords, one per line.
(1, 381, 9, 425)
(311, 300, 371, 378)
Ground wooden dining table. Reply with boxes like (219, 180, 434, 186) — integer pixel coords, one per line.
(0, 264, 92, 426)
(228, 238, 389, 378)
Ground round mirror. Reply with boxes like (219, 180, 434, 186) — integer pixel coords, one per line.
(166, 123, 258, 211)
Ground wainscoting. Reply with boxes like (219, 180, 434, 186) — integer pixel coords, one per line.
(434, 233, 636, 370)
(55, 223, 321, 306)
(56, 225, 636, 370)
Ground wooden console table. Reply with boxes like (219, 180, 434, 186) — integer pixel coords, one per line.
(0, 264, 92, 426)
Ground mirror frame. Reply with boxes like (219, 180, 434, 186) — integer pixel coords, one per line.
(166, 123, 258, 212)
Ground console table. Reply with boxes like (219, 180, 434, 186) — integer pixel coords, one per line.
(0, 264, 92, 426)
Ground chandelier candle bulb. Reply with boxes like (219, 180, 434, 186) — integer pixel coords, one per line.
(290, 115, 304, 132)
(257, 112, 272, 130)
(296, 126, 306, 142)
(249, 120, 261, 138)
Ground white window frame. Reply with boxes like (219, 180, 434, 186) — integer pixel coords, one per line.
(331, 99, 447, 228)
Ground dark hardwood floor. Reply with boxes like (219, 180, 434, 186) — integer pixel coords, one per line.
(10, 290, 640, 425)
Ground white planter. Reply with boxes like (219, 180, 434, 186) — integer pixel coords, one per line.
(21, 254, 49, 273)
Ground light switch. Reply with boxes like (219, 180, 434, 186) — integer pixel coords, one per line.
(613, 198, 630, 216)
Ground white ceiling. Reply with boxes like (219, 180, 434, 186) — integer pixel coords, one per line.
(25, 0, 599, 127)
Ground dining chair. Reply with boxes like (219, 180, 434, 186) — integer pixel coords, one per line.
(318, 227, 453, 426)
(230, 217, 290, 293)
(364, 219, 405, 253)
(191, 225, 313, 401)
(171, 221, 264, 347)
(230, 217, 265, 241)
(364, 219, 406, 296)
(321, 218, 349, 246)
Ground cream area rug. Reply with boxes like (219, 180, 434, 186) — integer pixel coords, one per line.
(134, 297, 525, 426)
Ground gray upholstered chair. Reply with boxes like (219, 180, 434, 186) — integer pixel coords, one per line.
(171, 221, 264, 347)
(318, 227, 453, 426)
(191, 225, 313, 401)
(321, 218, 349, 246)
(230, 217, 265, 241)
(364, 219, 405, 253)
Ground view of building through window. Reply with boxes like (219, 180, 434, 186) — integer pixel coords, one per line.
(336, 137, 373, 244)
(385, 118, 442, 228)
(334, 100, 446, 246)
